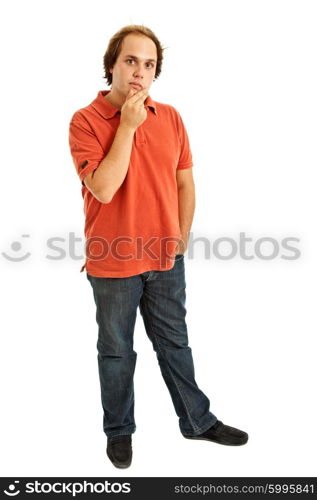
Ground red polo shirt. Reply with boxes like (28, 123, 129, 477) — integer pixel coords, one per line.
(69, 89, 193, 277)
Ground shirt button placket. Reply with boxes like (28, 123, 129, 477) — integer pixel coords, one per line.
(135, 127, 146, 146)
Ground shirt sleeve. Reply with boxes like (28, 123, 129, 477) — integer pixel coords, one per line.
(175, 110, 194, 170)
(69, 116, 105, 186)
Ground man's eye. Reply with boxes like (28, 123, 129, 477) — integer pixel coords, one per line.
(126, 59, 154, 68)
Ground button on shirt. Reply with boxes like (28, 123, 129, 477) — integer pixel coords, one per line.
(69, 89, 193, 277)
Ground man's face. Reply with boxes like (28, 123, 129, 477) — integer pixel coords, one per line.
(110, 33, 157, 96)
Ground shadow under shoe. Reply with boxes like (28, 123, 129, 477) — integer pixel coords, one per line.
(106, 435, 132, 468)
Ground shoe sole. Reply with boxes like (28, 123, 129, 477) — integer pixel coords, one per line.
(109, 461, 132, 469)
(184, 435, 248, 446)
(106, 450, 132, 469)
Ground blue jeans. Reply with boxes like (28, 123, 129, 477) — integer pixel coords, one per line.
(86, 254, 217, 438)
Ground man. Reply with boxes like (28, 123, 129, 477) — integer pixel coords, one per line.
(69, 25, 248, 469)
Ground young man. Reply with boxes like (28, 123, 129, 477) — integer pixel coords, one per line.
(69, 25, 248, 469)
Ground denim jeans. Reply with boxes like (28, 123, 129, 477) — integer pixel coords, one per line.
(86, 254, 217, 438)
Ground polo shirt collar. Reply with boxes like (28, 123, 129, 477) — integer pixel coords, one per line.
(91, 89, 157, 119)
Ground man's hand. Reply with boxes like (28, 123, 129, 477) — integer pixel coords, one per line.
(174, 234, 189, 255)
(120, 88, 148, 131)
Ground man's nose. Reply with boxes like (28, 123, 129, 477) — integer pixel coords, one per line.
(133, 65, 144, 79)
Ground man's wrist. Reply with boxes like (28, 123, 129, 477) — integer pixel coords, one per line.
(118, 122, 137, 134)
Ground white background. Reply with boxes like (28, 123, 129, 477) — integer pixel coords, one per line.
(0, 0, 316, 477)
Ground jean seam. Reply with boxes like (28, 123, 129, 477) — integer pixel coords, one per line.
(146, 319, 200, 433)
(107, 430, 135, 438)
(181, 420, 217, 437)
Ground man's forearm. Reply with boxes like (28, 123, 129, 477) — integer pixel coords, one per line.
(177, 183, 196, 251)
(92, 123, 136, 202)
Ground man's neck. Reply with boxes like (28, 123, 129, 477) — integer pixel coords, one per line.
(104, 89, 125, 110)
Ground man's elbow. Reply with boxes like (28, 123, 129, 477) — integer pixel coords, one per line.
(83, 170, 114, 204)
(95, 189, 114, 204)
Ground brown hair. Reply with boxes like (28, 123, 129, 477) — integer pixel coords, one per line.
(103, 25, 166, 86)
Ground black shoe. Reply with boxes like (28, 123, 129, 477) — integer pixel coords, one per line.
(106, 435, 132, 469)
(184, 420, 248, 446)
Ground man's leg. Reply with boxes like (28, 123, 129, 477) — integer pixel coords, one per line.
(86, 272, 143, 438)
(139, 254, 218, 437)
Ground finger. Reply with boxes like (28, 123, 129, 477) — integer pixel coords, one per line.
(129, 88, 148, 104)
(125, 87, 137, 101)
(136, 93, 149, 107)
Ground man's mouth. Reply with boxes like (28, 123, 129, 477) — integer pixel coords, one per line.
(129, 82, 143, 89)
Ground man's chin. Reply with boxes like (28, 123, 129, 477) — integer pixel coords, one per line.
(127, 84, 148, 93)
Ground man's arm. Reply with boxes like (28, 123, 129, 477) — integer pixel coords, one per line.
(175, 167, 195, 254)
(83, 123, 136, 203)
(83, 87, 148, 204)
